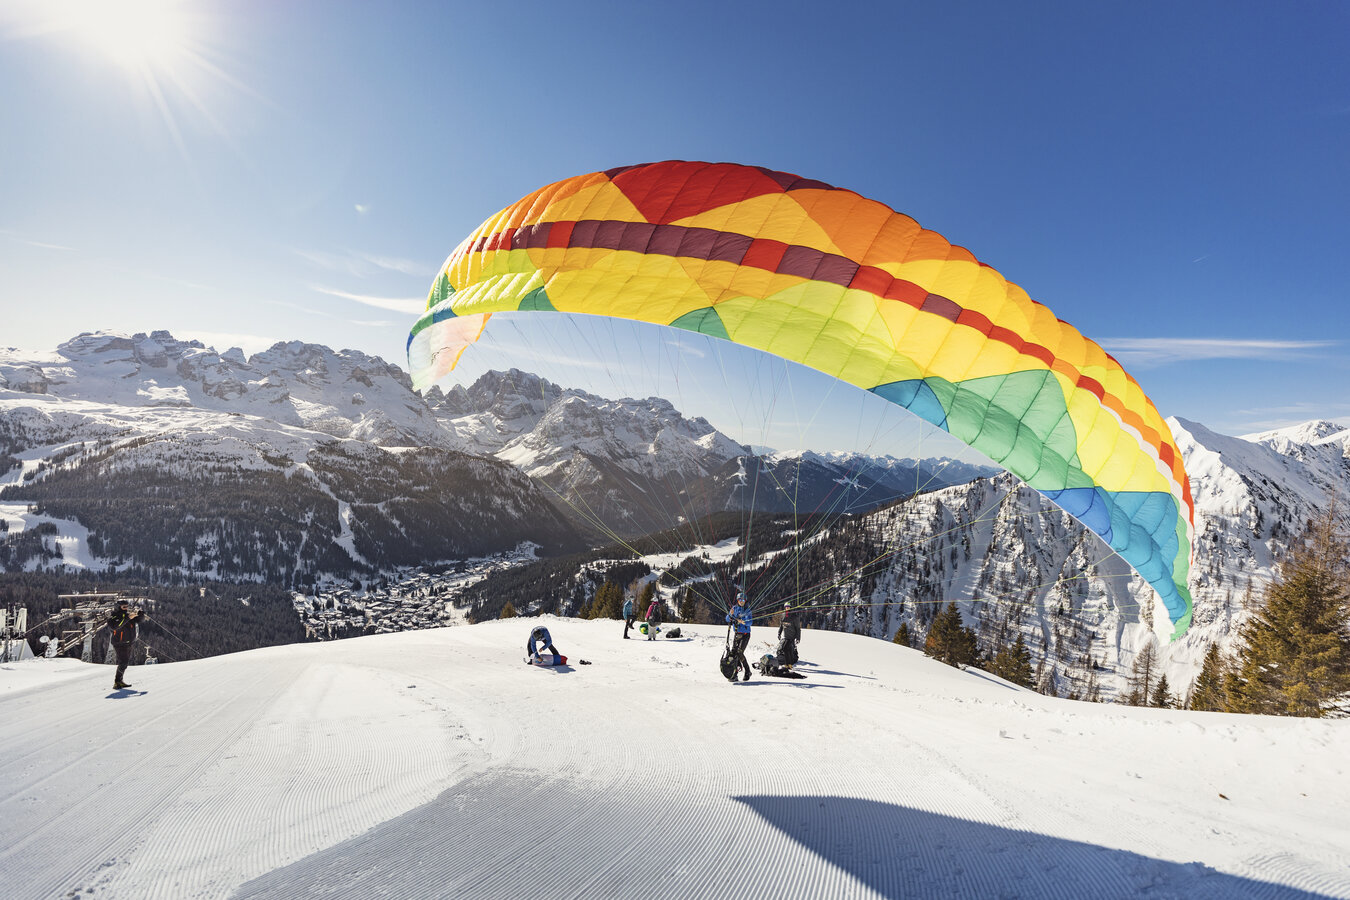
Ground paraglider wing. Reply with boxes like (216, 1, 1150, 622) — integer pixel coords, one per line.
(408, 161, 1194, 638)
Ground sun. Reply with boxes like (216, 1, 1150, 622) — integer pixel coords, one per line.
(5, 0, 241, 151)
(51, 0, 196, 72)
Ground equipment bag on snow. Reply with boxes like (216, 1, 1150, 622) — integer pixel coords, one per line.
(755, 653, 807, 679)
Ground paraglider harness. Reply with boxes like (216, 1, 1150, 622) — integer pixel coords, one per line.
(108, 607, 139, 645)
(776, 618, 800, 668)
(719, 624, 739, 682)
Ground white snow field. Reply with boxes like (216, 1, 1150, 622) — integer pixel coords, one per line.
(1, 618, 1346, 900)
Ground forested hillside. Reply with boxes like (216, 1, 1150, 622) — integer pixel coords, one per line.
(1, 572, 305, 663)
(1, 435, 584, 587)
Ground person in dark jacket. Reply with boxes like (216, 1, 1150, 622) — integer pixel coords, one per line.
(107, 599, 141, 689)
(777, 603, 801, 668)
(623, 596, 635, 639)
(725, 591, 753, 681)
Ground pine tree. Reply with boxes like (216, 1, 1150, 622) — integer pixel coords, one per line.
(1084, 667, 1102, 703)
(1227, 510, 1350, 717)
(678, 589, 695, 623)
(595, 581, 623, 619)
(1126, 640, 1158, 706)
(893, 621, 911, 648)
(988, 633, 1034, 687)
(924, 602, 978, 668)
(1188, 642, 1230, 711)
(498, 601, 517, 619)
(694, 593, 716, 625)
(636, 581, 656, 618)
(1151, 673, 1174, 708)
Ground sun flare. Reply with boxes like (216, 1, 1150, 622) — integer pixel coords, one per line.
(4, 0, 242, 151)
(53, 0, 195, 71)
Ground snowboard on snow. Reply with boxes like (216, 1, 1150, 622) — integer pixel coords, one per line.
(525, 653, 568, 666)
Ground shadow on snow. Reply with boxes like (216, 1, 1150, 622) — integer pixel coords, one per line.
(232, 775, 1336, 899)
(736, 795, 1333, 900)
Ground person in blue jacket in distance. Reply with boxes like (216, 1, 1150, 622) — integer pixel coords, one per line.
(726, 591, 753, 681)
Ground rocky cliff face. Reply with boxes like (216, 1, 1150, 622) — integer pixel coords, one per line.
(825, 417, 1350, 701)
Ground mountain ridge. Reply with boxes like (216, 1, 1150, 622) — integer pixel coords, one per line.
(3, 330, 1347, 704)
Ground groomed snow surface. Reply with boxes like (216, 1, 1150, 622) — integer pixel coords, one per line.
(2, 619, 1346, 900)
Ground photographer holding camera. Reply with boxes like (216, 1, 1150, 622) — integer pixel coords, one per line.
(107, 599, 142, 690)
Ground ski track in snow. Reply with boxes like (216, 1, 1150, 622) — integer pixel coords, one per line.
(1, 620, 1346, 900)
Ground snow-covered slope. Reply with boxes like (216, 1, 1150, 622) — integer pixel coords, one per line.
(1, 619, 1345, 899)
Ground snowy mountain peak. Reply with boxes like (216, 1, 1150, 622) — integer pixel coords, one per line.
(1240, 418, 1349, 446)
(2, 330, 445, 447)
(431, 368, 748, 471)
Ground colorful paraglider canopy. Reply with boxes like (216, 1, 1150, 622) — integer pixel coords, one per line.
(408, 161, 1194, 639)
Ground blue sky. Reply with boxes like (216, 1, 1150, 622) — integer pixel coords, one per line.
(2, 0, 1346, 453)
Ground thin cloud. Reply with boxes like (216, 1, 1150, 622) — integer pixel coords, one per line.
(357, 252, 432, 277)
(140, 269, 213, 291)
(0, 229, 75, 251)
(1100, 337, 1338, 367)
(24, 238, 75, 251)
(292, 247, 432, 278)
(355, 204, 370, 215)
(311, 285, 424, 314)
(266, 298, 328, 317)
(292, 248, 352, 272)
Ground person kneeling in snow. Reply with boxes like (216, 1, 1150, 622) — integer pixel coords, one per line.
(527, 625, 562, 664)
